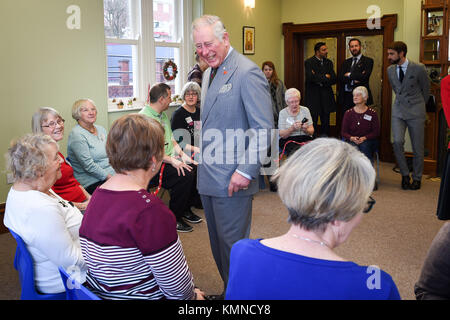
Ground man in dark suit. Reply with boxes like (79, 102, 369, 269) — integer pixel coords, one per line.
(338, 38, 374, 112)
(304, 42, 337, 137)
(387, 41, 430, 190)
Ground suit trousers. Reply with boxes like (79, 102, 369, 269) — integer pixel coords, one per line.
(392, 116, 425, 181)
(200, 194, 253, 290)
(148, 163, 195, 220)
(311, 109, 330, 137)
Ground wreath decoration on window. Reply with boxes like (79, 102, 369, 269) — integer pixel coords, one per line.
(163, 60, 178, 81)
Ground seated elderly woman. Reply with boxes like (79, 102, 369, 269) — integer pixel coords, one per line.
(278, 88, 314, 157)
(79, 114, 204, 300)
(67, 99, 115, 194)
(32, 107, 90, 211)
(171, 81, 202, 210)
(341, 86, 380, 162)
(4, 134, 86, 294)
(226, 138, 400, 300)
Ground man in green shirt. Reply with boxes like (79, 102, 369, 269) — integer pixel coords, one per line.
(140, 83, 202, 232)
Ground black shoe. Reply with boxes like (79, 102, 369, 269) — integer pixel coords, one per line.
(373, 181, 378, 191)
(269, 182, 278, 192)
(176, 219, 193, 233)
(410, 180, 421, 190)
(205, 293, 225, 300)
(183, 210, 203, 224)
(401, 175, 411, 190)
(192, 203, 203, 210)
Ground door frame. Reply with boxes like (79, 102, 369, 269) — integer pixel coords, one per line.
(282, 14, 398, 162)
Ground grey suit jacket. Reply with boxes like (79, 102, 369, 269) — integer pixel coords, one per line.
(198, 49, 273, 197)
(387, 61, 430, 120)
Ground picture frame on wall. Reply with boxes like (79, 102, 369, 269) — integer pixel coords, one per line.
(243, 26, 255, 55)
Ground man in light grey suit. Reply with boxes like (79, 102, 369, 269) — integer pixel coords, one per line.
(192, 15, 273, 297)
(387, 41, 430, 190)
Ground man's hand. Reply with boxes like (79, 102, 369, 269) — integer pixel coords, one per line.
(228, 172, 251, 197)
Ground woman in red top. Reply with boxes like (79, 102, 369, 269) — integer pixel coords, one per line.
(437, 75, 450, 220)
(32, 107, 90, 210)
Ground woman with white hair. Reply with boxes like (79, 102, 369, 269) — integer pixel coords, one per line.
(341, 86, 380, 162)
(32, 107, 91, 210)
(4, 134, 86, 294)
(67, 99, 115, 194)
(170, 81, 203, 215)
(226, 138, 400, 300)
(278, 88, 314, 157)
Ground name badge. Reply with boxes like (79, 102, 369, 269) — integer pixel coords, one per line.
(363, 114, 372, 121)
(185, 116, 193, 124)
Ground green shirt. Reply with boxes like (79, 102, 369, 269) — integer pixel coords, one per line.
(139, 105, 175, 157)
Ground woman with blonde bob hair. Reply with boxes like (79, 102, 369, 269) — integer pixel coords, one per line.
(68, 99, 115, 194)
(79, 114, 205, 300)
(226, 138, 400, 300)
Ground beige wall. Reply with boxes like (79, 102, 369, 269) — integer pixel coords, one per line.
(0, 0, 424, 203)
(203, 0, 283, 73)
(0, 0, 108, 202)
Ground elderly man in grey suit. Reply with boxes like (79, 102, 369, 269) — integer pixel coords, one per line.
(387, 41, 430, 190)
(192, 15, 273, 298)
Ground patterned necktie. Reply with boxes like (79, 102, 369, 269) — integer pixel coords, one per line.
(398, 66, 404, 83)
(209, 68, 218, 87)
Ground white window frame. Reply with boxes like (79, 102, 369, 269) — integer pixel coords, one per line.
(106, 0, 193, 112)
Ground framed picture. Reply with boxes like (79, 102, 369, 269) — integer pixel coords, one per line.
(426, 11, 443, 36)
(243, 26, 255, 55)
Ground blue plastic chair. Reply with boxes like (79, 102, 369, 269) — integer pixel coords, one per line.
(9, 229, 66, 300)
(59, 267, 101, 300)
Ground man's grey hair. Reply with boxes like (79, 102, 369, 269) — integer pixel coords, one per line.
(285, 88, 301, 103)
(352, 86, 369, 101)
(7, 133, 59, 183)
(272, 138, 375, 232)
(31, 107, 62, 134)
(192, 15, 227, 42)
(180, 81, 202, 102)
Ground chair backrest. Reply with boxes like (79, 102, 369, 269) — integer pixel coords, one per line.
(9, 229, 66, 300)
(58, 267, 101, 300)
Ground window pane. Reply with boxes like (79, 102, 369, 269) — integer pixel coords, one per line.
(153, 0, 179, 42)
(156, 46, 180, 94)
(107, 43, 137, 99)
(104, 0, 137, 39)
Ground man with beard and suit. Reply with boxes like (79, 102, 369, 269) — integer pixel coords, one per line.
(304, 42, 337, 137)
(338, 38, 374, 113)
(387, 41, 430, 190)
(192, 15, 273, 298)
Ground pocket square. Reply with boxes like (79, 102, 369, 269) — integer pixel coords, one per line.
(219, 83, 232, 94)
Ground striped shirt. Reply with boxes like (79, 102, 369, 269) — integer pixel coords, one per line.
(79, 188, 195, 300)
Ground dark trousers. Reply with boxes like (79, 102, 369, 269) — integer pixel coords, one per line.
(85, 180, 106, 195)
(311, 109, 330, 137)
(148, 163, 195, 220)
(279, 135, 314, 158)
(348, 139, 378, 162)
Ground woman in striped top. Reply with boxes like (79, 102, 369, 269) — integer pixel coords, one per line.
(79, 114, 204, 300)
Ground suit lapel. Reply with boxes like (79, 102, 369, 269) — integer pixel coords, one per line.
(202, 50, 239, 124)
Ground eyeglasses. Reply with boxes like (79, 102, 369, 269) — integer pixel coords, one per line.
(185, 92, 198, 97)
(42, 119, 65, 129)
(363, 196, 376, 214)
